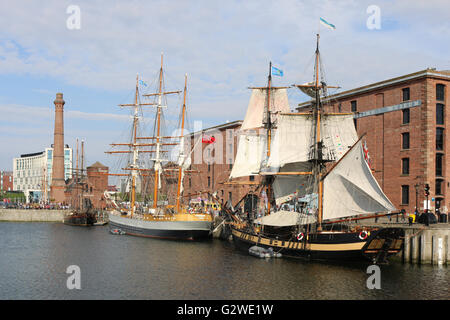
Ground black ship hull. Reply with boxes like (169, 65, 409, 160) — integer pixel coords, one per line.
(231, 225, 404, 264)
(63, 213, 97, 227)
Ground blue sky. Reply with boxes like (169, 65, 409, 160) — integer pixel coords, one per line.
(1, 0, 449, 177)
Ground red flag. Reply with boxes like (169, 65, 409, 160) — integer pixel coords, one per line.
(202, 135, 215, 144)
(363, 141, 371, 168)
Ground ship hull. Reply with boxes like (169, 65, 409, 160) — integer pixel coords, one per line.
(63, 213, 97, 227)
(231, 225, 404, 264)
(108, 212, 212, 240)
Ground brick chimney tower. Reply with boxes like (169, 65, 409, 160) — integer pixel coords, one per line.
(50, 93, 66, 203)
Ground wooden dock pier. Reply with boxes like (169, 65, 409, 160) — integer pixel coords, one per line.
(360, 219, 450, 265)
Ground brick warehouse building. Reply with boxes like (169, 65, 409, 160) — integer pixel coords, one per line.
(64, 161, 109, 209)
(297, 68, 450, 214)
(1, 171, 13, 192)
(182, 120, 261, 207)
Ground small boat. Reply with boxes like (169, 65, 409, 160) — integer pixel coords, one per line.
(63, 198, 97, 227)
(110, 228, 126, 235)
(249, 246, 282, 259)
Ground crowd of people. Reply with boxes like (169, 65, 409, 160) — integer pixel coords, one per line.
(0, 201, 70, 210)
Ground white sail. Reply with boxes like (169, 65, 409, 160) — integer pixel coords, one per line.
(267, 114, 314, 168)
(322, 140, 396, 220)
(267, 113, 358, 168)
(229, 131, 266, 179)
(241, 88, 290, 130)
(321, 114, 358, 160)
(272, 162, 313, 205)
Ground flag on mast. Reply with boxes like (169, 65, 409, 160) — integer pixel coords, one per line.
(363, 140, 371, 169)
(271, 66, 283, 77)
(320, 17, 336, 30)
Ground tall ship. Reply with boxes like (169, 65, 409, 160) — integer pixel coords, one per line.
(227, 35, 404, 263)
(105, 54, 213, 240)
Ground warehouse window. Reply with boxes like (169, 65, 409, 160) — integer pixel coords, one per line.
(401, 185, 409, 205)
(435, 179, 444, 196)
(436, 84, 445, 101)
(402, 88, 410, 101)
(402, 108, 410, 124)
(436, 103, 444, 125)
(436, 128, 444, 150)
(402, 132, 410, 149)
(351, 100, 357, 112)
(436, 153, 444, 176)
(402, 158, 409, 175)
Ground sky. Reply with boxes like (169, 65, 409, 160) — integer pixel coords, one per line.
(0, 0, 449, 178)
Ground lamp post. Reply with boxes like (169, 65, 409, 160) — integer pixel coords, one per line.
(424, 184, 430, 214)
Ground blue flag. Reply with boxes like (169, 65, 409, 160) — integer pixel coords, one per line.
(139, 79, 147, 87)
(272, 66, 283, 77)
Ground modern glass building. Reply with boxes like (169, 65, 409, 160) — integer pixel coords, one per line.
(13, 145, 73, 203)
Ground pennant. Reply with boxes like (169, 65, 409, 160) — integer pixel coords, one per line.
(320, 17, 336, 30)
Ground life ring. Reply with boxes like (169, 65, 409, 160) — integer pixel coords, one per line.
(297, 232, 304, 241)
(359, 231, 369, 240)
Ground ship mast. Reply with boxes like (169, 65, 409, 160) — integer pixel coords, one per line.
(139, 53, 181, 209)
(176, 74, 188, 212)
(153, 54, 164, 209)
(265, 62, 273, 214)
(314, 33, 324, 231)
(105, 74, 156, 217)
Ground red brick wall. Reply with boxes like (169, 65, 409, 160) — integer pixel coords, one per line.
(183, 123, 260, 208)
(1, 171, 13, 191)
(323, 74, 450, 213)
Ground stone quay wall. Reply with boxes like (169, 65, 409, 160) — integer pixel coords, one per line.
(0, 209, 67, 222)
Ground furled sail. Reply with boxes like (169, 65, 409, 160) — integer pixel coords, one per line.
(241, 88, 290, 130)
(322, 140, 396, 220)
(254, 210, 316, 227)
(297, 82, 318, 98)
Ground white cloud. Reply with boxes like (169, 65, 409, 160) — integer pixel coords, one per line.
(0, 0, 449, 171)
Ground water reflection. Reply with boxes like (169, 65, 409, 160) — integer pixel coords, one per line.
(0, 223, 448, 300)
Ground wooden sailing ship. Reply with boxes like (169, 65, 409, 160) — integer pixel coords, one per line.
(227, 35, 404, 264)
(64, 139, 97, 227)
(105, 54, 213, 240)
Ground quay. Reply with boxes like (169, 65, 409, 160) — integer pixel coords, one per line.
(0, 209, 67, 222)
(360, 218, 450, 265)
